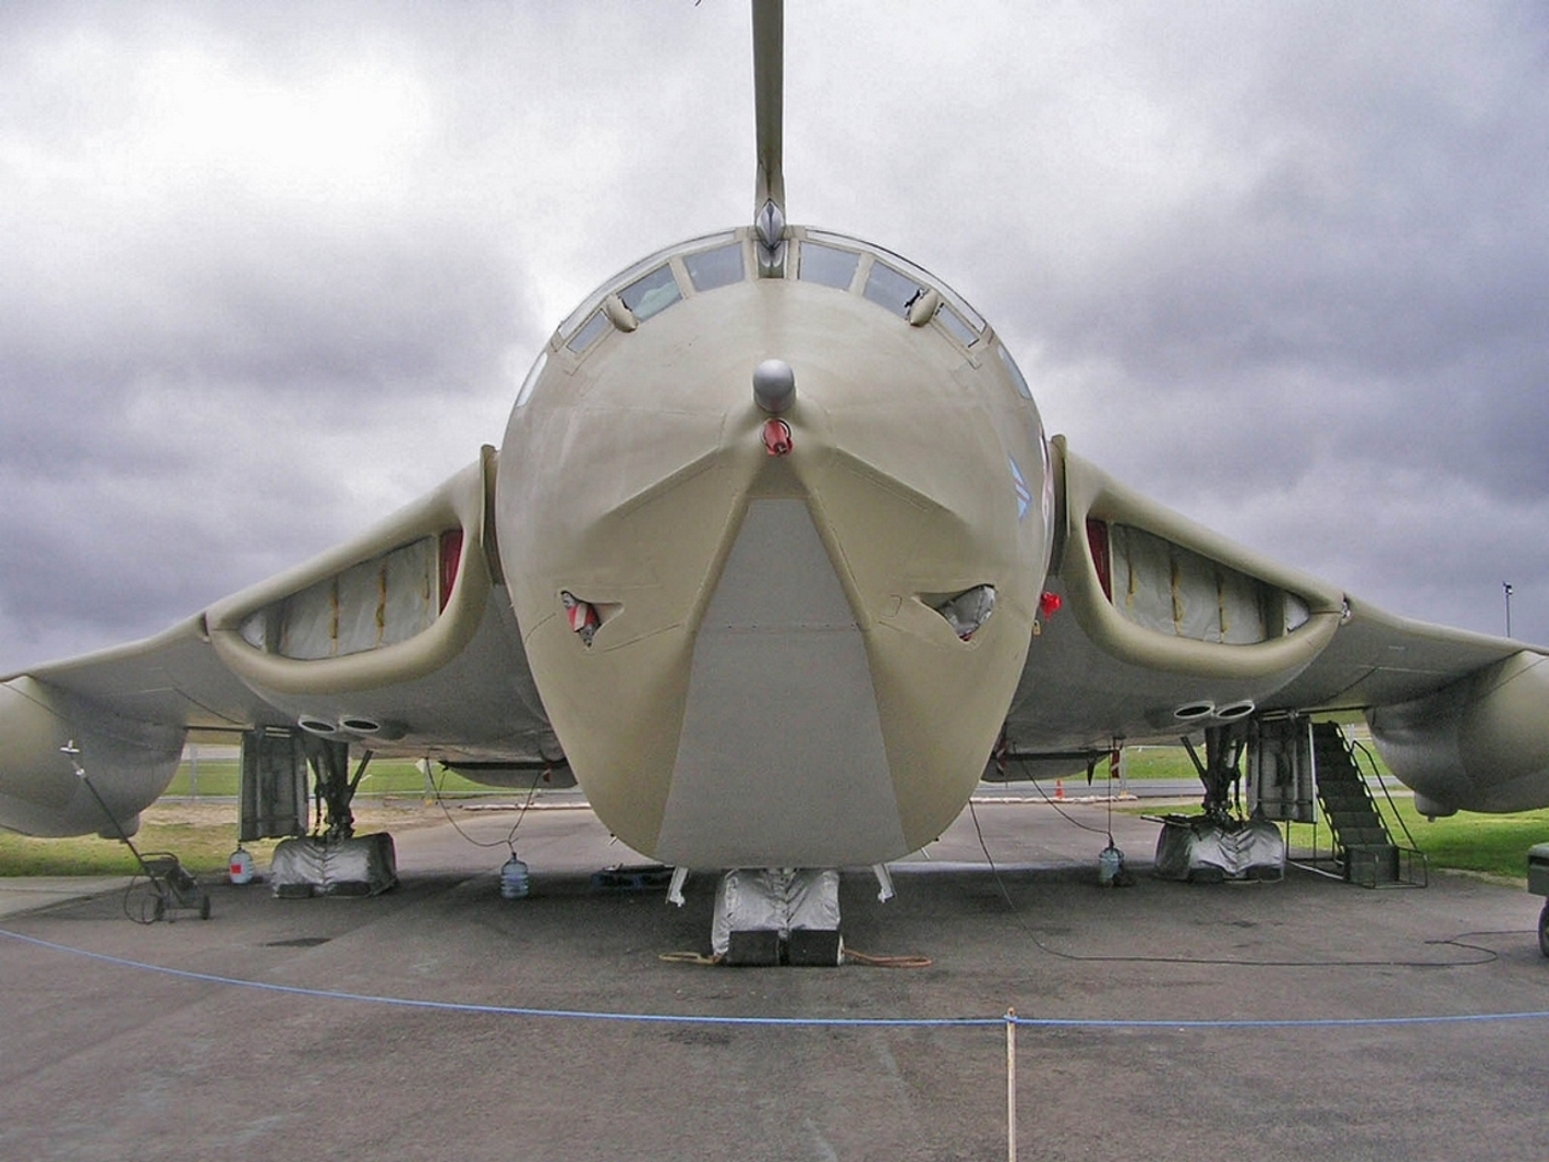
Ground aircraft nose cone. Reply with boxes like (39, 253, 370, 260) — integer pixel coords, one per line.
(753, 358, 796, 413)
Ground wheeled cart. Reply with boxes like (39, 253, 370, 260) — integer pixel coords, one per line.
(1529, 844, 1549, 958)
(137, 852, 212, 922)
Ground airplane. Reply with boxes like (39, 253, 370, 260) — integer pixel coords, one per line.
(4, 1, 1548, 960)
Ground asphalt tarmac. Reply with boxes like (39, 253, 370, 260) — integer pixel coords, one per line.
(2, 798, 1546, 1162)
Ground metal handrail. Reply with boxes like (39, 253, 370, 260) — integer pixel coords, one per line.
(1350, 739, 1427, 848)
(1349, 736, 1429, 887)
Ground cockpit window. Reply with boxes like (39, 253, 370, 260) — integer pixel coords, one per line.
(566, 311, 611, 354)
(684, 242, 744, 292)
(863, 261, 926, 317)
(558, 229, 738, 344)
(798, 242, 860, 290)
(619, 265, 681, 321)
(936, 304, 978, 347)
(805, 228, 986, 344)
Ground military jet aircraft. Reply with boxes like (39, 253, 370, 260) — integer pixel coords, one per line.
(4, 2, 1547, 955)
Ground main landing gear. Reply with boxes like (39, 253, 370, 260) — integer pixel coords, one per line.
(1155, 723, 1284, 882)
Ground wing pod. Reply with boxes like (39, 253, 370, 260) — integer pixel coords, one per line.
(0, 676, 183, 837)
(1369, 651, 1549, 815)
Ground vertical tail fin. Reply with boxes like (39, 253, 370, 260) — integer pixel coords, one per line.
(752, 1, 786, 274)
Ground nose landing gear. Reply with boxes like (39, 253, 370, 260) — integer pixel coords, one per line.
(710, 868, 842, 966)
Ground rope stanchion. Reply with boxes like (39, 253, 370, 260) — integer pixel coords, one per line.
(1005, 1007, 1017, 1162)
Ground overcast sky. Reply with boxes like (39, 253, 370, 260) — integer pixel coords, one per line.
(3, 1, 1547, 674)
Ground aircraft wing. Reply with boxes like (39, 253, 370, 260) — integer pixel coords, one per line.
(0, 446, 556, 836)
(1003, 437, 1548, 814)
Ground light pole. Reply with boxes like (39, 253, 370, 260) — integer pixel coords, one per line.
(1504, 582, 1513, 638)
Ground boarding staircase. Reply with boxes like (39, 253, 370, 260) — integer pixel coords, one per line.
(1310, 722, 1427, 887)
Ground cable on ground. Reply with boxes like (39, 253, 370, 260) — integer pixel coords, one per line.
(966, 797, 1502, 969)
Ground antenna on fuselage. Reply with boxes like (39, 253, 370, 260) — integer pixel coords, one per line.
(752, 0, 786, 276)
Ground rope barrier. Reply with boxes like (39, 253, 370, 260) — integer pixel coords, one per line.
(5, 925, 1549, 1031)
(0, 927, 989, 1028)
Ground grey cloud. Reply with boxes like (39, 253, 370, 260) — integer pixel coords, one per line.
(4, 1, 1549, 668)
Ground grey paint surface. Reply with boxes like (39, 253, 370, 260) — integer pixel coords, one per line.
(660, 500, 904, 866)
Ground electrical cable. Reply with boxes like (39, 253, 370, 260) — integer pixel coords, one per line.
(120, 874, 159, 925)
(965, 799, 1501, 969)
(432, 771, 933, 965)
(430, 764, 545, 855)
(64, 748, 170, 926)
(1014, 757, 1117, 843)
